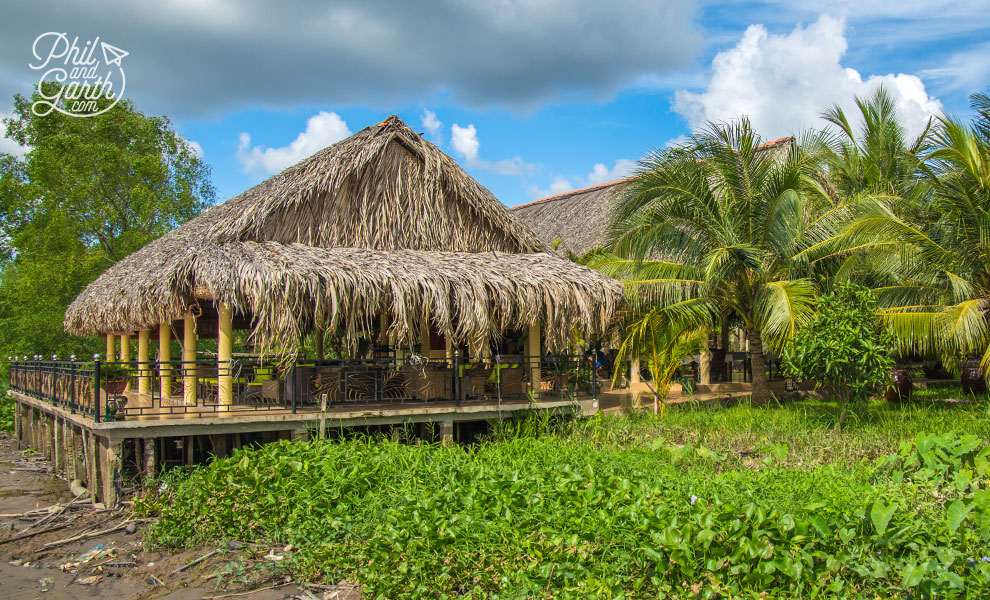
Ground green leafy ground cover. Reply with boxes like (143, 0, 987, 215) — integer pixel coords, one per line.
(142, 399, 990, 598)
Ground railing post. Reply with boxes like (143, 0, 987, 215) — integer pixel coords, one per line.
(453, 350, 461, 407)
(93, 359, 102, 423)
(69, 359, 76, 414)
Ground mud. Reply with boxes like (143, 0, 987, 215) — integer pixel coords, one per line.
(0, 434, 357, 599)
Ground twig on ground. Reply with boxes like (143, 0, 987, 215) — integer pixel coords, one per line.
(202, 580, 293, 599)
(170, 548, 219, 575)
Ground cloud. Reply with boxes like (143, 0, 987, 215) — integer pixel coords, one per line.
(0, 0, 702, 117)
(449, 122, 538, 176)
(450, 123, 479, 161)
(672, 14, 943, 142)
(529, 158, 637, 199)
(185, 139, 203, 158)
(587, 159, 637, 185)
(237, 111, 350, 176)
(0, 110, 28, 157)
(420, 109, 442, 140)
(921, 43, 990, 94)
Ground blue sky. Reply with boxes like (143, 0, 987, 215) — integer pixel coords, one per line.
(2, 1, 988, 207)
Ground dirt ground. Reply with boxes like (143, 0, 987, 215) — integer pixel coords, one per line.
(0, 434, 359, 600)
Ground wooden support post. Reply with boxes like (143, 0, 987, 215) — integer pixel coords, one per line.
(106, 334, 116, 362)
(121, 333, 132, 390)
(440, 419, 454, 446)
(630, 356, 641, 385)
(218, 302, 233, 407)
(314, 327, 324, 360)
(100, 437, 121, 508)
(53, 416, 63, 472)
(183, 316, 197, 405)
(700, 335, 711, 386)
(159, 323, 172, 400)
(143, 437, 156, 478)
(72, 427, 85, 481)
(527, 323, 542, 392)
(184, 436, 195, 465)
(212, 434, 228, 459)
(138, 329, 151, 395)
(85, 431, 98, 504)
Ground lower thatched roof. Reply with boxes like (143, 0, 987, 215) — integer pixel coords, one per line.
(64, 243, 624, 352)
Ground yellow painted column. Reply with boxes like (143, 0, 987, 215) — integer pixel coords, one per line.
(183, 316, 197, 405)
(159, 324, 171, 400)
(120, 334, 131, 390)
(105, 334, 116, 362)
(218, 302, 233, 407)
(138, 330, 151, 395)
(527, 323, 541, 392)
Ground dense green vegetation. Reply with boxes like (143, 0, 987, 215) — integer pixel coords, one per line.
(0, 85, 214, 374)
(143, 401, 990, 598)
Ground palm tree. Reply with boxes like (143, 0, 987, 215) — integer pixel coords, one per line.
(595, 119, 833, 401)
(839, 92, 990, 367)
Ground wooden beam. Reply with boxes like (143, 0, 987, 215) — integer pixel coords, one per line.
(159, 324, 172, 400)
(183, 316, 197, 405)
(138, 329, 151, 395)
(218, 302, 233, 407)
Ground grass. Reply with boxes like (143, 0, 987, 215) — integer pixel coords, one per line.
(139, 396, 990, 599)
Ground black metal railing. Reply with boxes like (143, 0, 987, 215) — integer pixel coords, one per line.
(8, 354, 599, 422)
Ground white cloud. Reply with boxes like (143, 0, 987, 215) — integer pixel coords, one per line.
(672, 14, 944, 142)
(450, 123, 479, 161)
(587, 159, 637, 185)
(420, 109, 442, 140)
(185, 139, 203, 159)
(237, 111, 350, 175)
(921, 43, 990, 94)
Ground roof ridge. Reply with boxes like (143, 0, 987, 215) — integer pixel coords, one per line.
(511, 135, 796, 211)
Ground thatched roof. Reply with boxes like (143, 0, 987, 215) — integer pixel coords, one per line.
(65, 116, 623, 350)
(511, 136, 796, 257)
(66, 243, 623, 351)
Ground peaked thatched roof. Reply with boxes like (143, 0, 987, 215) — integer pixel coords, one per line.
(65, 116, 623, 350)
(511, 136, 796, 257)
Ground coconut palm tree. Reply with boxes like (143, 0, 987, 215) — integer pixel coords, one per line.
(839, 92, 990, 367)
(595, 119, 833, 401)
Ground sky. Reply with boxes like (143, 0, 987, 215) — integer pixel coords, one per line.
(0, 1, 988, 207)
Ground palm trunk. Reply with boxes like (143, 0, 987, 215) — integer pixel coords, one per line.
(748, 327, 770, 403)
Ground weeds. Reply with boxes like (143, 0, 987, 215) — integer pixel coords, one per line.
(142, 399, 990, 598)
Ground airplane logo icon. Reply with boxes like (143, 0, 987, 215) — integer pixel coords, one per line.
(101, 42, 128, 67)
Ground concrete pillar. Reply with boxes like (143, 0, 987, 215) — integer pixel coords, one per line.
(290, 428, 309, 442)
(106, 334, 116, 362)
(138, 329, 151, 395)
(85, 430, 98, 503)
(183, 316, 197, 405)
(527, 323, 542, 392)
(53, 416, 63, 471)
(218, 302, 233, 407)
(143, 437, 156, 478)
(440, 419, 454, 446)
(159, 323, 172, 400)
(13, 401, 21, 446)
(630, 356, 641, 385)
(99, 436, 121, 508)
(700, 336, 712, 385)
(120, 334, 132, 390)
(72, 427, 85, 481)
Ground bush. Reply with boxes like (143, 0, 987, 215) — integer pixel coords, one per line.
(784, 281, 894, 429)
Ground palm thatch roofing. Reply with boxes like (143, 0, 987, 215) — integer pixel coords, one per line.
(511, 136, 796, 257)
(65, 116, 624, 351)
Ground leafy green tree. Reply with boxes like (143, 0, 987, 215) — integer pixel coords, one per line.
(0, 84, 214, 366)
(784, 282, 893, 430)
(597, 119, 834, 401)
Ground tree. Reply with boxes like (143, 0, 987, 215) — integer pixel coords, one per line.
(0, 84, 214, 365)
(783, 282, 893, 430)
(597, 119, 834, 402)
(837, 91, 990, 370)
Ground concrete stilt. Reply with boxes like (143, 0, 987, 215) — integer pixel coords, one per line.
(184, 436, 194, 465)
(53, 417, 63, 473)
(85, 430, 99, 504)
(13, 401, 21, 447)
(290, 428, 309, 442)
(100, 436, 121, 508)
(440, 419, 454, 446)
(72, 427, 85, 482)
(143, 437, 156, 478)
